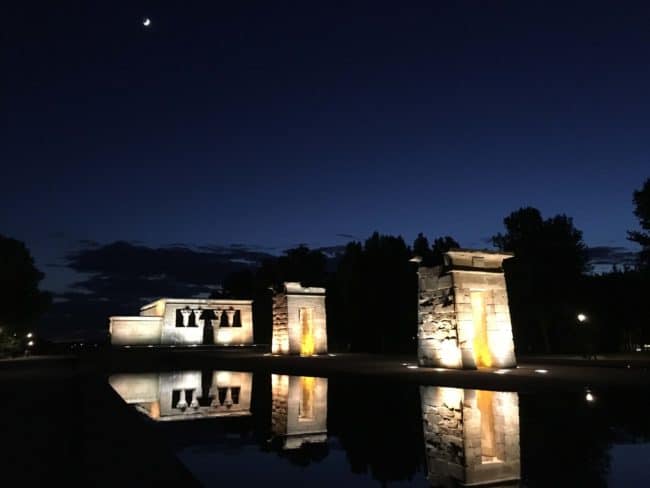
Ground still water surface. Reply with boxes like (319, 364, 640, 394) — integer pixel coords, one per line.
(109, 370, 650, 487)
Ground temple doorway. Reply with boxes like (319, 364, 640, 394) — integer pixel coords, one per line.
(471, 291, 492, 367)
(202, 311, 215, 345)
(478, 390, 500, 463)
(298, 376, 315, 421)
(299, 308, 315, 356)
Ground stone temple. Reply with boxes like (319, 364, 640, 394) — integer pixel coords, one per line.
(109, 370, 253, 421)
(271, 374, 328, 449)
(110, 298, 253, 346)
(272, 282, 327, 356)
(421, 386, 520, 487)
(417, 250, 517, 369)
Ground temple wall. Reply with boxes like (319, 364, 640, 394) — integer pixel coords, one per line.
(271, 374, 290, 435)
(109, 370, 253, 421)
(208, 370, 253, 415)
(109, 317, 162, 345)
(158, 371, 203, 417)
(272, 293, 289, 354)
(287, 294, 328, 355)
(109, 373, 160, 403)
(418, 268, 461, 368)
(452, 271, 517, 369)
(110, 298, 253, 346)
(158, 299, 253, 345)
(271, 375, 328, 449)
(421, 386, 520, 487)
(417, 250, 517, 369)
(272, 283, 327, 355)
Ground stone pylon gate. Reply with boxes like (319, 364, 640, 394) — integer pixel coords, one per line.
(272, 282, 327, 356)
(417, 250, 517, 369)
(421, 386, 521, 486)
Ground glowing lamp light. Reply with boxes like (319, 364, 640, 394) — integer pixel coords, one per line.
(534, 369, 548, 374)
(27, 340, 34, 347)
(585, 389, 595, 402)
(407, 365, 419, 369)
(577, 313, 587, 323)
(26, 332, 33, 338)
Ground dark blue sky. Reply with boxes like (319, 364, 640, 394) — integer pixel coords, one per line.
(3, 1, 649, 293)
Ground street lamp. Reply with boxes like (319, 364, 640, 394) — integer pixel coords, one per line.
(577, 313, 587, 323)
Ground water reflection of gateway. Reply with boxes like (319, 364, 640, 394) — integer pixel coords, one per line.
(421, 387, 520, 487)
(109, 371, 253, 421)
(271, 375, 328, 449)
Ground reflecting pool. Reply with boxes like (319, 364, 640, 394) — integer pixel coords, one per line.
(109, 371, 650, 487)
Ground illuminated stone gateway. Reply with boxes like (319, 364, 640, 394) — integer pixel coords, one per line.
(272, 283, 327, 356)
(109, 298, 253, 346)
(109, 370, 253, 421)
(271, 375, 328, 449)
(421, 386, 520, 487)
(417, 250, 517, 369)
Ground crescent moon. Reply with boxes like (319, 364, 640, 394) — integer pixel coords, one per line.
(143, 18, 151, 27)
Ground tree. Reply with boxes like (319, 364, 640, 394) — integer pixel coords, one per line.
(412, 234, 459, 266)
(0, 235, 51, 355)
(628, 177, 650, 269)
(412, 233, 433, 265)
(431, 236, 460, 266)
(492, 208, 588, 353)
(214, 245, 329, 345)
(332, 232, 415, 353)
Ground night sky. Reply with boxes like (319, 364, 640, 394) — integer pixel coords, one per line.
(4, 1, 650, 297)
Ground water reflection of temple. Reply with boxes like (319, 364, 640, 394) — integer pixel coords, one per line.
(109, 371, 253, 421)
(421, 386, 520, 487)
(271, 375, 328, 449)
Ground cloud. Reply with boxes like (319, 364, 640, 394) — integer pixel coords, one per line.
(77, 239, 100, 248)
(586, 246, 638, 268)
(41, 241, 276, 340)
(41, 240, 344, 340)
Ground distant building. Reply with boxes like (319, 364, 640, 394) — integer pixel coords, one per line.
(417, 250, 517, 369)
(271, 375, 328, 449)
(272, 282, 327, 355)
(109, 298, 253, 346)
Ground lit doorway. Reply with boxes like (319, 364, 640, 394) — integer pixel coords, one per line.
(477, 390, 500, 463)
(471, 291, 492, 367)
(299, 308, 315, 356)
(298, 376, 315, 421)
